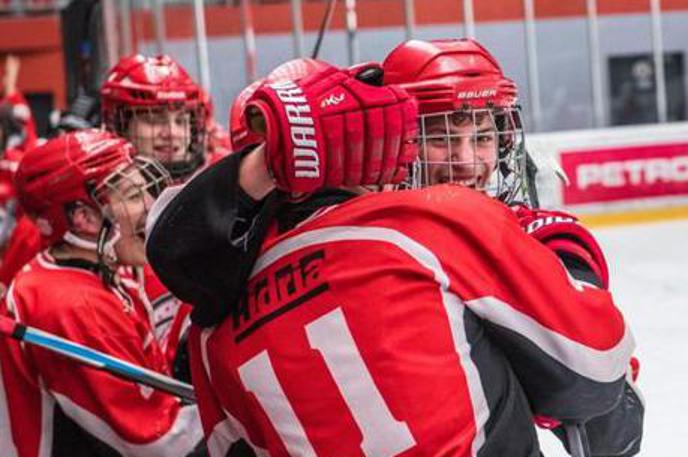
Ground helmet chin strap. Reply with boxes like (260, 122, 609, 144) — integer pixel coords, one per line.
(60, 219, 122, 285)
(62, 226, 122, 260)
(62, 231, 100, 251)
(93, 218, 122, 286)
(96, 218, 122, 265)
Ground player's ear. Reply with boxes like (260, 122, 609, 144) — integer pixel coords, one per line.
(66, 202, 103, 238)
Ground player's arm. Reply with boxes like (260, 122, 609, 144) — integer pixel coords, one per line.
(239, 143, 274, 200)
(407, 194, 635, 423)
(16, 290, 204, 456)
(479, 249, 631, 423)
(513, 205, 644, 455)
(513, 205, 609, 288)
(146, 62, 417, 328)
(146, 149, 280, 327)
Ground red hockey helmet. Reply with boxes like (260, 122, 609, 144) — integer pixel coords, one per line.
(229, 58, 331, 152)
(15, 129, 136, 245)
(101, 55, 207, 181)
(267, 57, 330, 82)
(384, 39, 518, 114)
(382, 39, 528, 204)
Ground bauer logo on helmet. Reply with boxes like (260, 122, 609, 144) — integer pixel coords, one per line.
(457, 89, 497, 100)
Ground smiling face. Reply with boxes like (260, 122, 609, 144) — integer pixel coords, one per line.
(418, 110, 499, 190)
(96, 157, 170, 266)
(127, 105, 193, 165)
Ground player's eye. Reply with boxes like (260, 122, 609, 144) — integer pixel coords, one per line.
(425, 134, 449, 146)
(476, 132, 496, 145)
(174, 113, 190, 127)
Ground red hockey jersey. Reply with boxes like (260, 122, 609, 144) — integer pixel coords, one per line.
(141, 264, 192, 368)
(188, 185, 635, 457)
(0, 251, 202, 456)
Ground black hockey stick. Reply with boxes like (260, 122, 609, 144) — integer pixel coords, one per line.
(0, 314, 196, 402)
(311, 0, 337, 58)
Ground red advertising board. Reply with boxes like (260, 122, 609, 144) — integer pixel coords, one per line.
(560, 142, 688, 205)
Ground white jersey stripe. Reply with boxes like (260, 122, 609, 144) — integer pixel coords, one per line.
(38, 381, 55, 457)
(250, 225, 490, 457)
(206, 413, 270, 457)
(207, 418, 240, 457)
(465, 296, 635, 383)
(53, 392, 202, 457)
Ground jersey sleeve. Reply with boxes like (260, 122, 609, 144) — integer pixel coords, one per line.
(11, 287, 204, 456)
(382, 188, 635, 423)
(145, 150, 281, 328)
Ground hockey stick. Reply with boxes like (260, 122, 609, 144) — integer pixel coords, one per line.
(565, 423, 591, 457)
(311, 0, 337, 58)
(0, 314, 196, 402)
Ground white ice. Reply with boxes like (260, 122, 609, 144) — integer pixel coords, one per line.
(537, 218, 688, 456)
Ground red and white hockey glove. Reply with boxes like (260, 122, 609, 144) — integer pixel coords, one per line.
(513, 205, 609, 289)
(244, 62, 418, 194)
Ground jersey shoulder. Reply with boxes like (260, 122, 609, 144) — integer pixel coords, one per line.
(9, 255, 134, 334)
(304, 184, 518, 235)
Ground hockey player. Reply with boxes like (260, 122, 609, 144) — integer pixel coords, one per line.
(100, 54, 220, 372)
(145, 57, 636, 456)
(382, 38, 643, 455)
(0, 129, 203, 456)
(101, 54, 209, 182)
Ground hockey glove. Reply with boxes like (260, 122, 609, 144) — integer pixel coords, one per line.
(513, 205, 609, 289)
(245, 62, 418, 194)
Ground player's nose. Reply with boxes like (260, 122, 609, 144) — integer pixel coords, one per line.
(448, 137, 476, 164)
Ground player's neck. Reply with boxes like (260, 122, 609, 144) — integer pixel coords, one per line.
(50, 242, 100, 264)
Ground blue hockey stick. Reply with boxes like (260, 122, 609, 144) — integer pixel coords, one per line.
(0, 315, 195, 402)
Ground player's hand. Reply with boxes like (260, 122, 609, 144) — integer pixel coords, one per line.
(512, 205, 609, 289)
(244, 62, 418, 195)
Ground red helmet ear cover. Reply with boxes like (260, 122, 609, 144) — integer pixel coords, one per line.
(382, 38, 518, 113)
(15, 129, 134, 244)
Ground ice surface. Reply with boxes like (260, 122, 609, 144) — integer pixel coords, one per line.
(537, 219, 688, 456)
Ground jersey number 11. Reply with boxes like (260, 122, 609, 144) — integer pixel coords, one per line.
(238, 306, 417, 457)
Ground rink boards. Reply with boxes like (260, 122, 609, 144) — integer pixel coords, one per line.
(527, 121, 688, 226)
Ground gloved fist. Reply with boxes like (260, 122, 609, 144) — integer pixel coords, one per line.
(244, 62, 418, 195)
(513, 205, 609, 289)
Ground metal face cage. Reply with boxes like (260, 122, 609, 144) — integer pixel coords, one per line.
(107, 102, 206, 182)
(409, 106, 529, 205)
(93, 155, 171, 242)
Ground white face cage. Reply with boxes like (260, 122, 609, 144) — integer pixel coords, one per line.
(407, 106, 530, 205)
(108, 103, 206, 182)
(92, 156, 171, 265)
